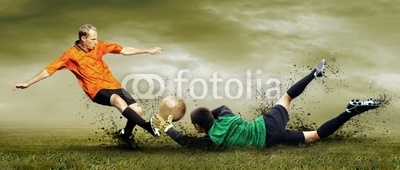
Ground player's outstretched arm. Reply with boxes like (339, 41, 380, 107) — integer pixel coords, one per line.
(166, 128, 214, 150)
(153, 115, 214, 149)
(12, 69, 50, 91)
(120, 47, 163, 56)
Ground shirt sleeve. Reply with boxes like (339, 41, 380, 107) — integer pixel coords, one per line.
(100, 41, 123, 54)
(44, 56, 68, 76)
(211, 105, 234, 118)
(166, 128, 214, 150)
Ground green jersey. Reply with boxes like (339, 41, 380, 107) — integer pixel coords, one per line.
(208, 115, 266, 148)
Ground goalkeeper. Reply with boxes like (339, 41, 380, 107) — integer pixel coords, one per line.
(153, 59, 380, 149)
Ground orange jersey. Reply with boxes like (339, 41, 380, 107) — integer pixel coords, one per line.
(45, 40, 123, 99)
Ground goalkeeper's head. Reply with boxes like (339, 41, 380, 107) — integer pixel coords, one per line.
(190, 107, 214, 133)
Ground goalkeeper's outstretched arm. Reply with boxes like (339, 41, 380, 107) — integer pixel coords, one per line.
(166, 128, 214, 150)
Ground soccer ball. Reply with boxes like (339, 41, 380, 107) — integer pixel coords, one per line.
(159, 96, 186, 122)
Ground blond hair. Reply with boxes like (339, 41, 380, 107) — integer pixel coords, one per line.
(78, 24, 97, 40)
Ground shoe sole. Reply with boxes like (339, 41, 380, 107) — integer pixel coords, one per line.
(314, 59, 326, 77)
(346, 99, 380, 114)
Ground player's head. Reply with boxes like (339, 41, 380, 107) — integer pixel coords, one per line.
(190, 107, 214, 133)
(78, 24, 98, 50)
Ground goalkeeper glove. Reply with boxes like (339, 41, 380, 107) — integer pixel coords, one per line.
(155, 114, 174, 132)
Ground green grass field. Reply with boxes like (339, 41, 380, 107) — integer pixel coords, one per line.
(0, 128, 399, 170)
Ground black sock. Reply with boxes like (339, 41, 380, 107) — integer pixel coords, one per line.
(124, 120, 136, 135)
(316, 112, 353, 139)
(286, 69, 316, 99)
(122, 108, 153, 135)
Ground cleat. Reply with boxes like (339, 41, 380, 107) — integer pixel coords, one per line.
(345, 98, 380, 115)
(313, 59, 326, 77)
(117, 129, 139, 150)
(150, 116, 161, 137)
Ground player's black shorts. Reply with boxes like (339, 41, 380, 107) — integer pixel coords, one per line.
(92, 89, 136, 106)
(262, 105, 305, 147)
